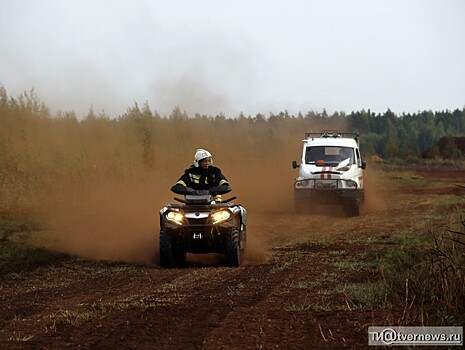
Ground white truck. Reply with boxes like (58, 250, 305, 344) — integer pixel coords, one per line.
(292, 130, 366, 216)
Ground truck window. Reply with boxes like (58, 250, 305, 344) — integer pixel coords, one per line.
(305, 147, 354, 165)
(305, 147, 325, 163)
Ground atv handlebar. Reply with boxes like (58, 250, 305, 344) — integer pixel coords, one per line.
(221, 196, 237, 203)
(171, 185, 234, 204)
(171, 184, 231, 196)
(171, 184, 194, 195)
(207, 185, 231, 195)
(173, 195, 237, 204)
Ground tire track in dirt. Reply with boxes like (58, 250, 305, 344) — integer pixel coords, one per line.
(1, 168, 463, 349)
(0, 263, 191, 347)
(58, 264, 292, 349)
(202, 241, 379, 349)
(0, 214, 382, 349)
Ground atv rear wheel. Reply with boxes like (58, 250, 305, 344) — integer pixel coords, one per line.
(224, 227, 240, 267)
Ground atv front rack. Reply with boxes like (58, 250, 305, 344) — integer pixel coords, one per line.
(169, 202, 238, 210)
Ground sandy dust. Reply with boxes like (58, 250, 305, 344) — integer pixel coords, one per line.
(24, 117, 384, 265)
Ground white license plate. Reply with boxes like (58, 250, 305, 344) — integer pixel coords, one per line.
(315, 180, 337, 190)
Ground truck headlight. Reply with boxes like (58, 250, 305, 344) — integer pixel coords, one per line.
(211, 210, 231, 224)
(166, 211, 184, 225)
(338, 165, 351, 172)
(295, 180, 314, 188)
(346, 180, 358, 188)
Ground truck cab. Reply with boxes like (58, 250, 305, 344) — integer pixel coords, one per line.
(292, 130, 366, 216)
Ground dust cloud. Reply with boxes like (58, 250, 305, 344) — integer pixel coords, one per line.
(362, 166, 388, 213)
(35, 159, 279, 266)
(22, 115, 379, 266)
(38, 181, 165, 264)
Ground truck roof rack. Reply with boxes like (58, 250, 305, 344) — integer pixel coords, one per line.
(305, 130, 360, 143)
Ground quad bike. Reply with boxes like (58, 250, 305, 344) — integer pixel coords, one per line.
(159, 185, 246, 268)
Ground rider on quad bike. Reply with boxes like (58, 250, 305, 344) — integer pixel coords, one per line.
(159, 149, 247, 268)
(171, 149, 230, 201)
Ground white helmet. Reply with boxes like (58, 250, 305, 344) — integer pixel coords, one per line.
(194, 148, 212, 167)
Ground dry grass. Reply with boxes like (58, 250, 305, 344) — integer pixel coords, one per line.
(367, 203, 465, 326)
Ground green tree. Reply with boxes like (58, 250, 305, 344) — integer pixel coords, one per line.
(442, 137, 462, 160)
(348, 110, 370, 133)
(384, 133, 400, 159)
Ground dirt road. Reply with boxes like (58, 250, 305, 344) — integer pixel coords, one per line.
(1, 166, 464, 349)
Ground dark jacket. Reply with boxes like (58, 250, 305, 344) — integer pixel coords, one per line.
(173, 165, 229, 191)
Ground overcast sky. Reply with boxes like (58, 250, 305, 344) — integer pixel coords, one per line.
(0, 0, 464, 118)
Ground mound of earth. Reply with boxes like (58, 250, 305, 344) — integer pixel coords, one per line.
(421, 136, 465, 158)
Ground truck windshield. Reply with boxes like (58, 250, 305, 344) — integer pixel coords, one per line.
(305, 146, 354, 165)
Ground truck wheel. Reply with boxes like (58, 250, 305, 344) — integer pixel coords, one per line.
(224, 227, 240, 267)
(159, 230, 175, 268)
(343, 200, 360, 217)
(294, 200, 310, 215)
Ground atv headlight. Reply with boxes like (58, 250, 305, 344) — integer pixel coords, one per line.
(166, 211, 184, 225)
(211, 210, 231, 224)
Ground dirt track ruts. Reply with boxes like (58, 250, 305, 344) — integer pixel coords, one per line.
(1, 167, 464, 349)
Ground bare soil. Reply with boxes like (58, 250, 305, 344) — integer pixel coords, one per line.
(1, 166, 464, 349)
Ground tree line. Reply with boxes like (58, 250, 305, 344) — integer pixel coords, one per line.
(1, 86, 464, 161)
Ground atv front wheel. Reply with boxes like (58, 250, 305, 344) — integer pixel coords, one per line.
(173, 249, 186, 267)
(160, 230, 176, 268)
(224, 227, 241, 267)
